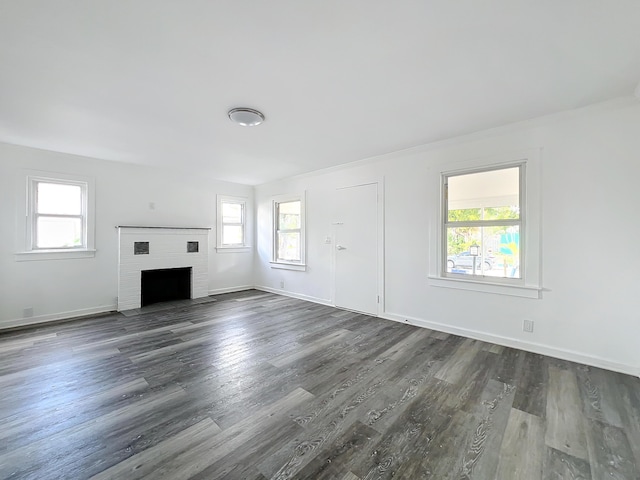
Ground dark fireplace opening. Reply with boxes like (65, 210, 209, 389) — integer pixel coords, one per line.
(141, 267, 192, 307)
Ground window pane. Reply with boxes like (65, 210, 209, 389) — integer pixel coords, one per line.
(37, 216, 82, 248)
(277, 231, 300, 262)
(222, 202, 243, 224)
(222, 225, 243, 245)
(448, 167, 519, 221)
(446, 225, 520, 278)
(278, 201, 301, 229)
(448, 208, 481, 222)
(37, 182, 82, 215)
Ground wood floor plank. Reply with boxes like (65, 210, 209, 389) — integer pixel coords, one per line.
(584, 418, 639, 480)
(341, 472, 361, 480)
(495, 408, 545, 480)
(90, 417, 222, 480)
(288, 420, 380, 480)
(71, 321, 193, 353)
(618, 374, 640, 468)
(434, 338, 484, 384)
(545, 365, 589, 461)
(455, 379, 516, 479)
(577, 366, 625, 428)
(1, 290, 639, 479)
(268, 328, 352, 368)
(543, 447, 592, 480)
(512, 351, 548, 418)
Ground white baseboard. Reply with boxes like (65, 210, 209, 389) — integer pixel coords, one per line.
(381, 311, 639, 378)
(254, 285, 333, 307)
(208, 285, 254, 295)
(1, 285, 256, 330)
(2, 304, 117, 330)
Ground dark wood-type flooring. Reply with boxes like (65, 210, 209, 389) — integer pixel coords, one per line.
(1, 290, 639, 479)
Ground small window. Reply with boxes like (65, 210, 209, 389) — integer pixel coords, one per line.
(30, 178, 88, 250)
(444, 165, 523, 280)
(273, 196, 305, 266)
(216, 195, 248, 250)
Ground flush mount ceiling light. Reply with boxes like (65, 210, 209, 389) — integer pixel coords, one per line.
(228, 107, 265, 127)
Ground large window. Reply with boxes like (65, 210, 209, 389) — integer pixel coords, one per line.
(428, 150, 541, 298)
(217, 195, 248, 249)
(29, 177, 88, 250)
(273, 197, 304, 265)
(444, 165, 523, 280)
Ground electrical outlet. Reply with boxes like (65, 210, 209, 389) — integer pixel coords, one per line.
(523, 319, 534, 333)
(280, 281, 284, 289)
(23, 307, 33, 318)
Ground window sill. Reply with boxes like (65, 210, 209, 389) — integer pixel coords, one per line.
(15, 249, 97, 262)
(270, 262, 307, 272)
(216, 246, 251, 253)
(427, 275, 541, 299)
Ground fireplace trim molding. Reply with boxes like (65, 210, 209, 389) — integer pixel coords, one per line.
(117, 226, 210, 311)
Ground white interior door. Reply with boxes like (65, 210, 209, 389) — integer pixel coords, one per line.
(334, 182, 379, 315)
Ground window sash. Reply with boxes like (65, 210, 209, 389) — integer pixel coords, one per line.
(274, 200, 303, 263)
(220, 201, 245, 246)
(30, 179, 88, 250)
(442, 164, 524, 281)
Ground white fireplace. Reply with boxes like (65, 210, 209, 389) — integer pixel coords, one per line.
(117, 226, 210, 311)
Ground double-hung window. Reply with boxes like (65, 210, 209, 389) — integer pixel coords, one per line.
(217, 195, 248, 250)
(444, 165, 523, 280)
(272, 195, 305, 268)
(429, 150, 541, 298)
(30, 177, 88, 250)
(16, 172, 95, 261)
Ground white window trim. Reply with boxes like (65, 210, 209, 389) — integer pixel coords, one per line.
(427, 149, 542, 298)
(15, 170, 96, 262)
(216, 194, 250, 253)
(270, 192, 306, 271)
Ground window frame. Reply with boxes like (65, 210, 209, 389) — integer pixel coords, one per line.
(16, 171, 96, 261)
(270, 193, 306, 271)
(216, 195, 250, 252)
(427, 149, 542, 298)
(30, 177, 88, 250)
(442, 163, 525, 283)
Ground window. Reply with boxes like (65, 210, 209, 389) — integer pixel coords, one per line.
(272, 194, 305, 269)
(30, 179, 87, 249)
(17, 172, 95, 261)
(216, 195, 249, 251)
(427, 149, 541, 298)
(444, 165, 523, 280)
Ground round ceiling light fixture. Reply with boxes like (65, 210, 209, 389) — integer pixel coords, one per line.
(228, 107, 265, 127)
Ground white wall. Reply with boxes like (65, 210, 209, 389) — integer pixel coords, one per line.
(0, 142, 254, 328)
(254, 99, 640, 376)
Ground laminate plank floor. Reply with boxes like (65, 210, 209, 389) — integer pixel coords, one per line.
(1, 290, 639, 479)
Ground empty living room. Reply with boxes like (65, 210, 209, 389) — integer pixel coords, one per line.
(1, 2, 639, 479)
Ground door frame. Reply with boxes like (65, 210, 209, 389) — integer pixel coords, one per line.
(331, 177, 385, 316)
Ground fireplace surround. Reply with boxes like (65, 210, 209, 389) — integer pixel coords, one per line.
(117, 226, 210, 311)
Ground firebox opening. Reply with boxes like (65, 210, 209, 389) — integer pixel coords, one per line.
(141, 267, 192, 307)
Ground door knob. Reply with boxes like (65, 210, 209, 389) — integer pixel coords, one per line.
(336, 245, 346, 250)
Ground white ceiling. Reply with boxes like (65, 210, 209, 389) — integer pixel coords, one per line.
(1, 1, 639, 185)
